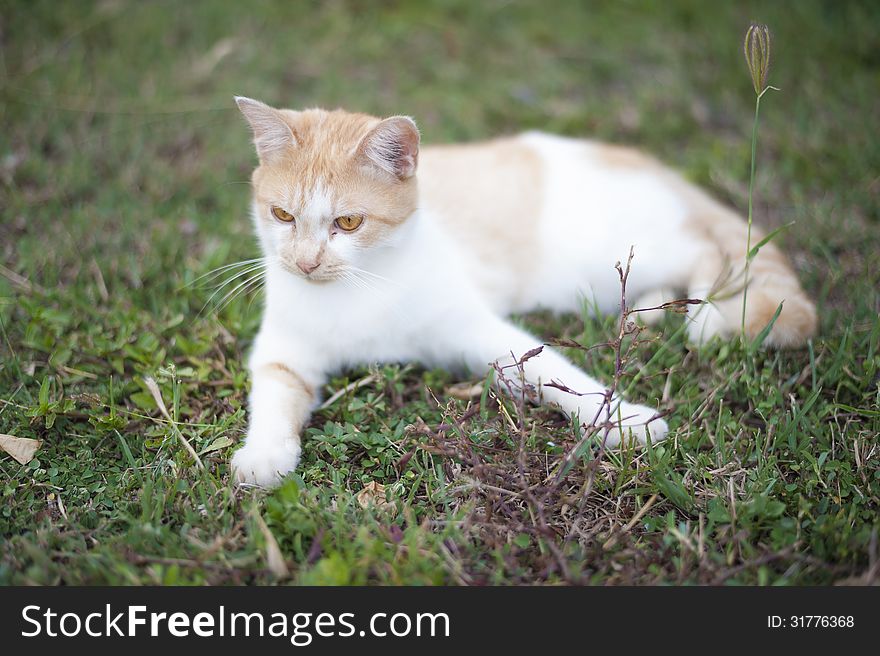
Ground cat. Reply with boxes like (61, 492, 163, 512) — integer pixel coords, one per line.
(229, 96, 817, 487)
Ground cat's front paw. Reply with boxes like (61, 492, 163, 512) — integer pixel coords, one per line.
(588, 403, 669, 447)
(231, 440, 301, 487)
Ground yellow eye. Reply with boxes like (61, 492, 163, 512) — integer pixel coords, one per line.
(271, 206, 295, 223)
(335, 215, 364, 232)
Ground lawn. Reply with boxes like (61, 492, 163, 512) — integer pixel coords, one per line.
(1, 0, 878, 585)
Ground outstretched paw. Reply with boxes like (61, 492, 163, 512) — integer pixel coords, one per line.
(231, 440, 300, 487)
(599, 403, 669, 447)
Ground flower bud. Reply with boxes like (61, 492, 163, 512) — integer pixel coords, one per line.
(744, 23, 771, 96)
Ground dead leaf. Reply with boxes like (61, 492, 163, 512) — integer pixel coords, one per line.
(445, 381, 484, 400)
(199, 435, 233, 455)
(0, 434, 41, 465)
(253, 512, 289, 578)
(356, 481, 390, 510)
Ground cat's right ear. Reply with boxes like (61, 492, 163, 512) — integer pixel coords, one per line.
(235, 96, 296, 161)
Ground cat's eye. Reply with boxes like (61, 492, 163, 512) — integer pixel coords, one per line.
(271, 206, 295, 223)
(335, 215, 364, 232)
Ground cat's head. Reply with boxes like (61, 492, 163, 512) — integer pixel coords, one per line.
(235, 96, 419, 282)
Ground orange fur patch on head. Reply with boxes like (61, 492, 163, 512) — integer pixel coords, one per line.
(251, 108, 418, 224)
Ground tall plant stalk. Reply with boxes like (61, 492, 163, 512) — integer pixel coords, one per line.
(741, 89, 766, 336)
(741, 23, 773, 340)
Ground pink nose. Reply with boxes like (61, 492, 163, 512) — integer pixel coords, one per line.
(296, 258, 320, 274)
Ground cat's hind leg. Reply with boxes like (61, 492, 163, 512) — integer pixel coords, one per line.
(685, 242, 817, 347)
(448, 313, 669, 446)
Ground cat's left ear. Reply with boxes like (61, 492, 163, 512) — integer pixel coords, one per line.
(358, 116, 420, 180)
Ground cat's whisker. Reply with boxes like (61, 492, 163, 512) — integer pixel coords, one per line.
(195, 256, 281, 314)
(211, 270, 267, 315)
(245, 278, 266, 313)
(337, 273, 359, 294)
(198, 260, 271, 316)
(339, 270, 371, 294)
(345, 265, 403, 288)
(190, 257, 277, 319)
(198, 267, 265, 317)
(185, 257, 265, 288)
(344, 270, 383, 296)
(235, 272, 269, 313)
(345, 272, 383, 299)
(205, 262, 267, 291)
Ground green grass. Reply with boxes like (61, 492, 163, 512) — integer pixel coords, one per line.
(1, 0, 878, 585)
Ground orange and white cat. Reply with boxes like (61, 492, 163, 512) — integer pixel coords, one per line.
(230, 96, 816, 486)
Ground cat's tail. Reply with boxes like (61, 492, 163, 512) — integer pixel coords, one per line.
(683, 196, 817, 348)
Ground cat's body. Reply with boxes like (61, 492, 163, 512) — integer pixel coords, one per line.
(230, 97, 817, 486)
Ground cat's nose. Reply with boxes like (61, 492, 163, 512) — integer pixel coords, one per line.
(296, 258, 320, 274)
